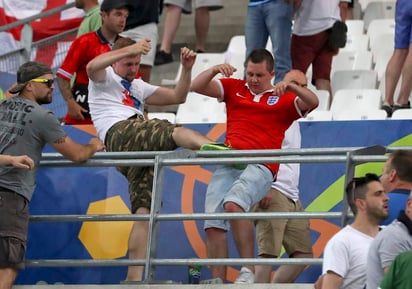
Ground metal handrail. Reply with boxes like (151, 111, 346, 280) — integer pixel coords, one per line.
(23, 146, 405, 279)
(0, 2, 75, 32)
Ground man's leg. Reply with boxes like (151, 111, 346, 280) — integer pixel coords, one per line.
(254, 188, 288, 283)
(159, 5, 183, 54)
(265, 0, 293, 83)
(172, 126, 212, 150)
(315, 79, 332, 97)
(205, 227, 228, 280)
(126, 207, 150, 281)
(384, 49, 408, 106)
(396, 45, 412, 105)
(245, 4, 268, 67)
(254, 257, 273, 283)
(272, 252, 313, 283)
(0, 268, 18, 289)
(225, 202, 255, 272)
(194, 7, 209, 52)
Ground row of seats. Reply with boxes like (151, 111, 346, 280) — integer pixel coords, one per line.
(307, 88, 411, 121)
(156, 3, 410, 124)
(149, 87, 411, 123)
(360, 0, 395, 29)
(149, 107, 412, 124)
(304, 108, 412, 121)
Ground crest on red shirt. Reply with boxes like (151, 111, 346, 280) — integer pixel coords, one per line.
(267, 95, 279, 105)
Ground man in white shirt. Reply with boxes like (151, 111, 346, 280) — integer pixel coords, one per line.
(253, 121, 313, 283)
(291, 0, 350, 97)
(87, 37, 213, 281)
(315, 173, 389, 289)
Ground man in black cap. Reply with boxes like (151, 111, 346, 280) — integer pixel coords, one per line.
(56, 0, 133, 125)
(0, 61, 105, 289)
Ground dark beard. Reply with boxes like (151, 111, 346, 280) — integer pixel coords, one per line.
(37, 95, 52, 105)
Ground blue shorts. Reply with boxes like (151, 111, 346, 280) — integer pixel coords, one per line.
(394, 0, 412, 49)
(204, 164, 273, 231)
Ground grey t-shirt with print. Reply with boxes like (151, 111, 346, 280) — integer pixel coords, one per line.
(0, 96, 66, 201)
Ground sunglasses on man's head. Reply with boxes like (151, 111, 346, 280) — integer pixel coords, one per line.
(30, 78, 54, 88)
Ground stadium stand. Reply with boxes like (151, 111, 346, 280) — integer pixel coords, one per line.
(1, 0, 411, 287)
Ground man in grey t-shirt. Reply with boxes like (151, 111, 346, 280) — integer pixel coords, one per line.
(366, 190, 412, 289)
(0, 61, 105, 289)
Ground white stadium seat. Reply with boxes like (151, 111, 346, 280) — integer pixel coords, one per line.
(331, 70, 377, 97)
(391, 109, 412, 120)
(330, 89, 382, 116)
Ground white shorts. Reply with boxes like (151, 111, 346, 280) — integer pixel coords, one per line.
(164, 0, 223, 14)
(121, 22, 158, 67)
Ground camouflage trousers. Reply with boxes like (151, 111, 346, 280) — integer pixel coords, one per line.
(105, 118, 178, 213)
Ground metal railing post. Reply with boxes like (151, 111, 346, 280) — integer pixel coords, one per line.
(144, 149, 197, 283)
(19, 24, 32, 64)
(341, 145, 386, 226)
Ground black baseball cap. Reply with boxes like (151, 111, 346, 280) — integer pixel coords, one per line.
(9, 61, 53, 94)
(100, 0, 133, 12)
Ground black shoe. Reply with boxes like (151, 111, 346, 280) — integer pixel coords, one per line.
(393, 101, 411, 113)
(154, 50, 173, 65)
(381, 104, 393, 117)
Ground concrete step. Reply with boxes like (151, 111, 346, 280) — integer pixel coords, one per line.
(157, 0, 248, 49)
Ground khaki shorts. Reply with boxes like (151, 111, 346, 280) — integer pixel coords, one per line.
(0, 190, 29, 269)
(105, 118, 178, 213)
(253, 188, 312, 257)
(121, 22, 158, 67)
(164, 0, 223, 14)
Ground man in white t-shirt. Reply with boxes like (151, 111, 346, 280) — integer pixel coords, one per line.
(291, 0, 350, 97)
(253, 121, 313, 283)
(314, 173, 389, 289)
(87, 37, 213, 281)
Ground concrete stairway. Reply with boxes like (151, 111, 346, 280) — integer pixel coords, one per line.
(157, 0, 248, 52)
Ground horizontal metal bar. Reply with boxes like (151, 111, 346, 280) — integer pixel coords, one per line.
(0, 3, 75, 32)
(25, 258, 322, 267)
(39, 154, 389, 167)
(29, 212, 343, 222)
(39, 146, 412, 160)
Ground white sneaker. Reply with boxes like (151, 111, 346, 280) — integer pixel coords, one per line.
(234, 267, 255, 284)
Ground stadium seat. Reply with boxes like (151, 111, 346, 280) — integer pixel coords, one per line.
(363, 1, 396, 30)
(298, 110, 333, 121)
(175, 92, 227, 124)
(374, 48, 393, 80)
(227, 53, 245, 80)
(148, 112, 176, 123)
(331, 50, 373, 73)
(369, 32, 394, 64)
(330, 89, 382, 117)
(367, 19, 395, 50)
(226, 35, 246, 57)
(391, 109, 412, 120)
(345, 19, 365, 36)
(331, 70, 377, 97)
(341, 34, 369, 52)
(333, 109, 387, 120)
(311, 89, 330, 111)
(161, 53, 225, 86)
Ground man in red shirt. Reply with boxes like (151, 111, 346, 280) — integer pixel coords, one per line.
(56, 0, 132, 124)
(191, 48, 318, 283)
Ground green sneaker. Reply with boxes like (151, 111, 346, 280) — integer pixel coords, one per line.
(200, 143, 247, 170)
